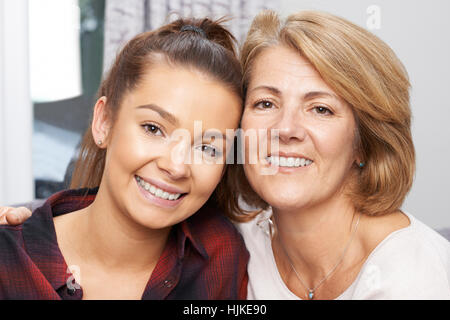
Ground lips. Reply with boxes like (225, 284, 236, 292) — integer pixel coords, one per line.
(134, 175, 188, 205)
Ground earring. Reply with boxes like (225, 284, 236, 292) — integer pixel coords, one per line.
(97, 140, 103, 146)
(358, 162, 365, 168)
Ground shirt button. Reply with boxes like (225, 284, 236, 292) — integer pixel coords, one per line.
(163, 279, 173, 288)
(67, 287, 76, 296)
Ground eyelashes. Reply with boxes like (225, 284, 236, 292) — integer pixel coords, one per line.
(252, 99, 275, 110)
(312, 105, 334, 115)
(141, 123, 222, 158)
(194, 145, 222, 158)
(250, 99, 334, 116)
(142, 123, 164, 136)
(256, 101, 274, 109)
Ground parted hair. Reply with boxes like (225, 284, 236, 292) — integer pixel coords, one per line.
(221, 10, 415, 221)
(70, 17, 242, 190)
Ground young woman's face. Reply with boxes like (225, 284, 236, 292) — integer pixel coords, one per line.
(98, 62, 241, 229)
(241, 45, 358, 212)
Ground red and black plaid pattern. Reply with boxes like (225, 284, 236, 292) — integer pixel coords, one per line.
(0, 188, 249, 300)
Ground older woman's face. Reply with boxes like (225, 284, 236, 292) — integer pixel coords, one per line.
(241, 45, 358, 212)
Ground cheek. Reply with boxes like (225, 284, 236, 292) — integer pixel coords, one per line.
(241, 115, 271, 159)
(311, 122, 356, 167)
(240, 108, 257, 131)
(105, 124, 164, 177)
(191, 164, 225, 198)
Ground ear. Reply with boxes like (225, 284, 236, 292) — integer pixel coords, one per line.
(91, 96, 111, 148)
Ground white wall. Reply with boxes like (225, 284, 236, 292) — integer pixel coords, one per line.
(279, 0, 450, 229)
(0, 0, 34, 205)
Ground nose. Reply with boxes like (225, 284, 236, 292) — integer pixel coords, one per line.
(156, 140, 191, 180)
(271, 107, 306, 144)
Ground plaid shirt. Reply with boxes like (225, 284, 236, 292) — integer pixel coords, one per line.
(0, 188, 249, 300)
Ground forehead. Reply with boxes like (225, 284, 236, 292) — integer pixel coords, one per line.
(249, 45, 334, 94)
(120, 63, 242, 131)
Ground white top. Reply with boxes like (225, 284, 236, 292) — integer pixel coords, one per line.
(235, 210, 450, 300)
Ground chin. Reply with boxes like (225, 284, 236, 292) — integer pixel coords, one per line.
(132, 210, 184, 230)
(124, 199, 184, 230)
(270, 200, 306, 212)
(259, 191, 305, 212)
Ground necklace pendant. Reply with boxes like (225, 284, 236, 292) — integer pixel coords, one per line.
(308, 290, 314, 300)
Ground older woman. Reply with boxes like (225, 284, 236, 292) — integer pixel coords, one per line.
(224, 10, 450, 299)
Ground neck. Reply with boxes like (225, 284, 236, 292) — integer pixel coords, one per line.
(69, 184, 170, 273)
(271, 194, 362, 285)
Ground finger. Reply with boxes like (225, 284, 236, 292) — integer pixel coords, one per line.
(0, 207, 15, 225)
(0, 213, 6, 225)
(5, 207, 32, 226)
(0, 206, 11, 216)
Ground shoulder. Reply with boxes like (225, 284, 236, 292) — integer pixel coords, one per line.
(0, 222, 30, 298)
(0, 224, 25, 251)
(363, 212, 450, 266)
(183, 204, 249, 299)
(353, 212, 450, 299)
(186, 203, 249, 258)
(234, 209, 273, 254)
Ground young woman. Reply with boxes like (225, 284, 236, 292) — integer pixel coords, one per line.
(0, 17, 248, 299)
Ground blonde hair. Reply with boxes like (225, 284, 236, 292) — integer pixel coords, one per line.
(223, 10, 415, 221)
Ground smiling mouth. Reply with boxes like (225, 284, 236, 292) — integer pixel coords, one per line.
(135, 175, 187, 201)
(266, 155, 313, 168)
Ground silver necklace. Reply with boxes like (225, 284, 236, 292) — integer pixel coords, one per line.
(277, 213, 361, 300)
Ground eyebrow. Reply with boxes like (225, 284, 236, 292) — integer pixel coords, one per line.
(303, 91, 339, 101)
(135, 104, 180, 126)
(249, 86, 338, 101)
(248, 85, 281, 96)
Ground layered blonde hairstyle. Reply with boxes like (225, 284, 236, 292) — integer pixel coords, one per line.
(220, 10, 415, 221)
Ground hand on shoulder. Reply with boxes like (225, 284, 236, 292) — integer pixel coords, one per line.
(0, 206, 32, 226)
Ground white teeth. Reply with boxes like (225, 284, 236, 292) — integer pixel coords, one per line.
(287, 157, 295, 167)
(272, 156, 279, 166)
(135, 176, 182, 201)
(267, 156, 313, 168)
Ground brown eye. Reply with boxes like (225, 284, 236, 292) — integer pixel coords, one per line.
(142, 124, 163, 136)
(202, 145, 216, 157)
(255, 100, 274, 109)
(314, 106, 333, 115)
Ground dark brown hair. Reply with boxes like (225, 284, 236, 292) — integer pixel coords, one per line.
(70, 17, 242, 189)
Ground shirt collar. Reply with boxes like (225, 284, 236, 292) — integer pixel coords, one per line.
(22, 190, 87, 292)
(179, 216, 209, 260)
(22, 188, 210, 292)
